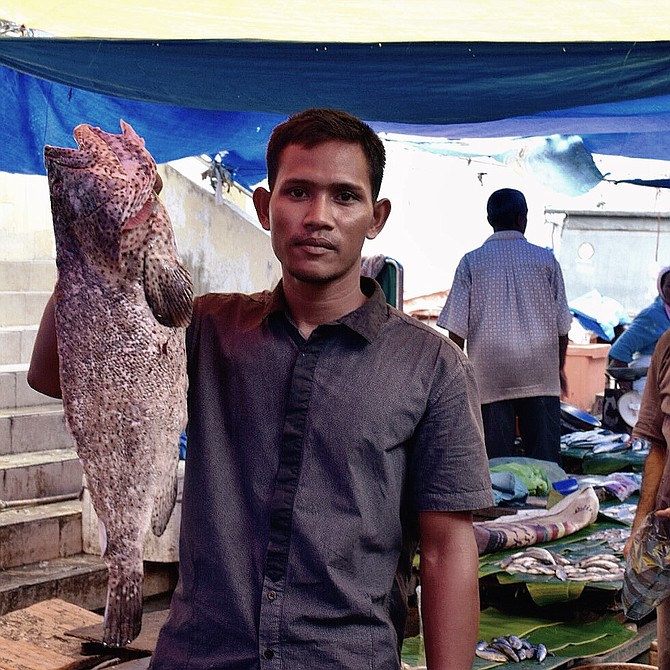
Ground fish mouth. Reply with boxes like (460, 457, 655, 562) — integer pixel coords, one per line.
(44, 121, 143, 170)
(44, 121, 156, 225)
(43, 125, 112, 168)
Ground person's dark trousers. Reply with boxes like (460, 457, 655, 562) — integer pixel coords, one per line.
(481, 396, 561, 462)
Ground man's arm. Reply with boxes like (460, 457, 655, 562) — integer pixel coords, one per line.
(558, 333, 569, 398)
(26, 293, 62, 399)
(419, 510, 479, 670)
(624, 335, 670, 554)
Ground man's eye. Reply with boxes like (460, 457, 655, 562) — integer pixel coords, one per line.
(289, 188, 307, 198)
(338, 192, 357, 202)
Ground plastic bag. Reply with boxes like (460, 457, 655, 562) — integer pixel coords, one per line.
(622, 511, 670, 620)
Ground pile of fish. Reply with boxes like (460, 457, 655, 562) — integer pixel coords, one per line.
(586, 527, 630, 554)
(560, 429, 648, 455)
(500, 546, 624, 582)
(476, 635, 550, 663)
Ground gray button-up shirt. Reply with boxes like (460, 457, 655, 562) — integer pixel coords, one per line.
(152, 278, 492, 669)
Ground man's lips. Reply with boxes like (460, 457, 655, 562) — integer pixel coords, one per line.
(292, 237, 337, 251)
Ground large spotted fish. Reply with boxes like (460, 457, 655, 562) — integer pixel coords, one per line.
(44, 120, 192, 647)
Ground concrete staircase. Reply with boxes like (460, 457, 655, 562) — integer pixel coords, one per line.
(0, 259, 177, 617)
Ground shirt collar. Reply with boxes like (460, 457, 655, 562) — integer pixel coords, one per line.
(485, 229, 526, 243)
(338, 277, 388, 343)
(263, 277, 388, 344)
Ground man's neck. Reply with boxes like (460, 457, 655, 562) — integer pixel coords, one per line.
(282, 274, 366, 339)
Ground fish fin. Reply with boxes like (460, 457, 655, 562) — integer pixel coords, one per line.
(151, 459, 179, 537)
(144, 253, 193, 328)
(103, 566, 143, 647)
(98, 519, 108, 556)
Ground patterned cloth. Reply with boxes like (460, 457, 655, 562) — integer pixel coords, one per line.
(623, 511, 670, 619)
(437, 230, 572, 405)
(474, 485, 599, 555)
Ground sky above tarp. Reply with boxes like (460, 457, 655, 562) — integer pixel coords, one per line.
(1, 2, 670, 190)
(4, 0, 670, 41)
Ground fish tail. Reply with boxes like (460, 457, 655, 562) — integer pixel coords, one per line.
(151, 459, 179, 537)
(102, 565, 143, 647)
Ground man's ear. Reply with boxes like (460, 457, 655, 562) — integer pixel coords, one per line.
(366, 198, 391, 240)
(253, 187, 271, 231)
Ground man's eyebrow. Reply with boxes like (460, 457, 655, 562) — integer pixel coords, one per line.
(332, 181, 366, 192)
(280, 177, 366, 192)
(280, 178, 313, 187)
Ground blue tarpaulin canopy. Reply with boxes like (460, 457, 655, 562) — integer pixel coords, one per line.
(1, 7, 670, 190)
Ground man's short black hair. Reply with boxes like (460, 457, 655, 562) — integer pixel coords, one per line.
(487, 188, 528, 230)
(266, 108, 386, 199)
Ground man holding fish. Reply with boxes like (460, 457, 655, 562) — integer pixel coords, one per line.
(29, 109, 492, 669)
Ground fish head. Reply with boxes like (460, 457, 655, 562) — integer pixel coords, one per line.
(44, 120, 159, 267)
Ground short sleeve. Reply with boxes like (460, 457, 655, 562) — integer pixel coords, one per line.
(436, 256, 472, 338)
(410, 345, 493, 512)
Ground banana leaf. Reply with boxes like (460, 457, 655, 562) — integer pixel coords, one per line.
(401, 607, 636, 669)
(581, 450, 647, 474)
(478, 520, 629, 605)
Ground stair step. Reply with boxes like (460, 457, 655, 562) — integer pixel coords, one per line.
(0, 404, 74, 455)
(0, 260, 56, 293)
(0, 499, 82, 569)
(0, 291, 52, 327)
(0, 326, 38, 366)
(0, 449, 82, 501)
(0, 554, 179, 618)
(0, 364, 59, 410)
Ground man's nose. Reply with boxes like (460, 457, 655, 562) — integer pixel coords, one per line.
(304, 193, 334, 227)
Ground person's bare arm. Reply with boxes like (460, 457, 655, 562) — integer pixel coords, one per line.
(419, 510, 479, 670)
(558, 334, 569, 398)
(27, 292, 62, 399)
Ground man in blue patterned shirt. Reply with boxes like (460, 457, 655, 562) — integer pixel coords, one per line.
(437, 188, 572, 462)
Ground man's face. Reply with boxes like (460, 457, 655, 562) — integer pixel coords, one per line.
(661, 272, 670, 303)
(254, 140, 389, 286)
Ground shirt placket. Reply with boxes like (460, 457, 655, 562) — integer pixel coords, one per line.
(258, 333, 323, 665)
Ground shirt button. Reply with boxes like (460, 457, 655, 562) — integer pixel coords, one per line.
(263, 649, 275, 660)
(267, 590, 277, 601)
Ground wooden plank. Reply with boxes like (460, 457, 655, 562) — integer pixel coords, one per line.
(572, 618, 658, 666)
(0, 598, 109, 670)
(0, 636, 77, 670)
(106, 659, 151, 669)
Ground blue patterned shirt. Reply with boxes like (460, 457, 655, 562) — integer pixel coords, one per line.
(437, 230, 572, 404)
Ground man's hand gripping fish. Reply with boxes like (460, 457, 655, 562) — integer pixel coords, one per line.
(43, 120, 192, 647)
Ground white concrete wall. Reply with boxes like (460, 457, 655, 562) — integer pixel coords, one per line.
(0, 172, 55, 261)
(553, 210, 670, 314)
(0, 166, 281, 297)
(158, 164, 280, 296)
